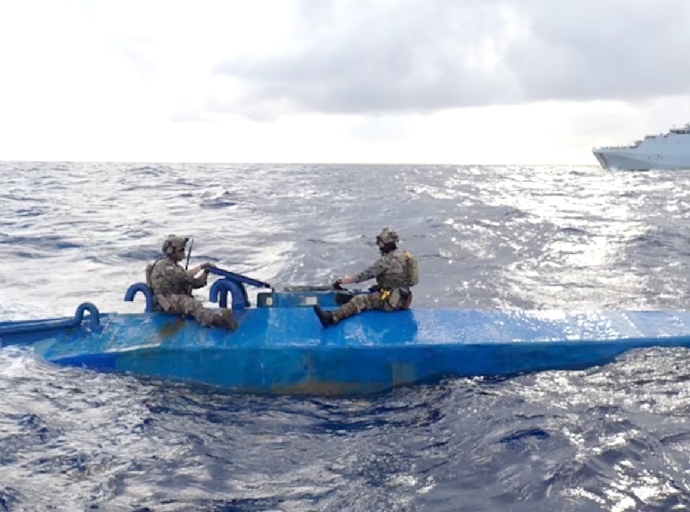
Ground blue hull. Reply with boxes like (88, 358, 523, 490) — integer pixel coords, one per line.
(3, 304, 690, 395)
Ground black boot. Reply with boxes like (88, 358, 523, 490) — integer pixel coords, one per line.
(313, 305, 334, 328)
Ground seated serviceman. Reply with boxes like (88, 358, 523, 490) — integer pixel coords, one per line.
(313, 228, 419, 328)
(147, 235, 238, 330)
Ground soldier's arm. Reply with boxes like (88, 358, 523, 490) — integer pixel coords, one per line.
(341, 257, 390, 284)
(189, 272, 208, 289)
(188, 262, 213, 288)
(188, 262, 213, 277)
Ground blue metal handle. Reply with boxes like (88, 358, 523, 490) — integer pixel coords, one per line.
(74, 302, 101, 329)
(209, 279, 250, 310)
(124, 283, 154, 312)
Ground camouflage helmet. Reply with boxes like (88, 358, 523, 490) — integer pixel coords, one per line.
(376, 228, 399, 245)
(162, 235, 188, 255)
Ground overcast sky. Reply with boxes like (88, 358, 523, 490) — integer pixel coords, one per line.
(1, 0, 689, 164)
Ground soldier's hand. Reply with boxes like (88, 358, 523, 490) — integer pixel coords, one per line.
(201, 262, 215, 270)
(332, 279, 344, 290)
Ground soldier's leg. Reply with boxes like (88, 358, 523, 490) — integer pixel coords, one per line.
(178, 296, 238, 330)
(158, 294, 187, 315)
(331, 292, 383, 324)
(176, 296, 213, 326)
(314, 289, 412, 328)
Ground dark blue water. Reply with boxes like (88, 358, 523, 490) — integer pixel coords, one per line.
(2, 162, 690, 511)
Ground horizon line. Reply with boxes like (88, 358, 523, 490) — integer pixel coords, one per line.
(0, 159, 600, 167)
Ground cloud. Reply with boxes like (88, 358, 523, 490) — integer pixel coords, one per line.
(507, 0, 690, 103)
(211, 0, 690, 117)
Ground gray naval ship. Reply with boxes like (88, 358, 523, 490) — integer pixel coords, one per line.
(593, 123, 690, 170)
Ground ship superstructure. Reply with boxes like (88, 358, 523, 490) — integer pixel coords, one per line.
(593, 123, 690, 170)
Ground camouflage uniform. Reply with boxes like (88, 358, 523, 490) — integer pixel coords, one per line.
(147, 246, 237, 330)
(331, 248, 414, 324)
(149, 256, 235, 329)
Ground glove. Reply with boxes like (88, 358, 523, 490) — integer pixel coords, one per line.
(332, 279, 344, 290)
(368, 284, 381, 292)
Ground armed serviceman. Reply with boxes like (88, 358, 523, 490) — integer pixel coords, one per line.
(147, 235, 238, 330)
(313, 228, 419, 327)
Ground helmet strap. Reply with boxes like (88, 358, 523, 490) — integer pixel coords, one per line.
(380, 241, 396, 254)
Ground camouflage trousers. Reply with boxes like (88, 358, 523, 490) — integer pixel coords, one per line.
(155, 294, 233, 328)
(331, 289, 412, 324)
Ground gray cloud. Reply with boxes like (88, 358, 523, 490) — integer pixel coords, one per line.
(507, 1, 690, 102)
(211, 0, 690, 117)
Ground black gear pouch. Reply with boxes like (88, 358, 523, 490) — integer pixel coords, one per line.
(335, 292, 354, 305)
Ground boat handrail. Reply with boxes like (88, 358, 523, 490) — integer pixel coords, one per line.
(0, 302, 101, 336)
(124, 283, 155, 312)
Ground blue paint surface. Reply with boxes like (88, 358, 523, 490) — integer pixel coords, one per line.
(4, 292, 690, 394)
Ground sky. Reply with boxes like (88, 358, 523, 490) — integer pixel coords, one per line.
(1, 0, 690, 165)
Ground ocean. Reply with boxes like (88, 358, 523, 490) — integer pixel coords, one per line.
(1, 161, 690, 511)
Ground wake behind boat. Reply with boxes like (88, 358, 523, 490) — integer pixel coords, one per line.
(593, 123, 690, 171)
(2, 268, 690, 395)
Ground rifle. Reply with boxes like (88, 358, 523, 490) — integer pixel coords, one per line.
(185, 238, 194, 270)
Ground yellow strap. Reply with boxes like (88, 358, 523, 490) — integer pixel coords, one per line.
(380, 290, 391, 300)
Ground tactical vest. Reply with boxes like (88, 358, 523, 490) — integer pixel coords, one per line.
(379, 250, 419, 289)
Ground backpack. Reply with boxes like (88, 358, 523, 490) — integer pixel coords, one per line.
(146, 263, 154, 288)
(146, 259, 162, 289)
(404, 251, 419, 287)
